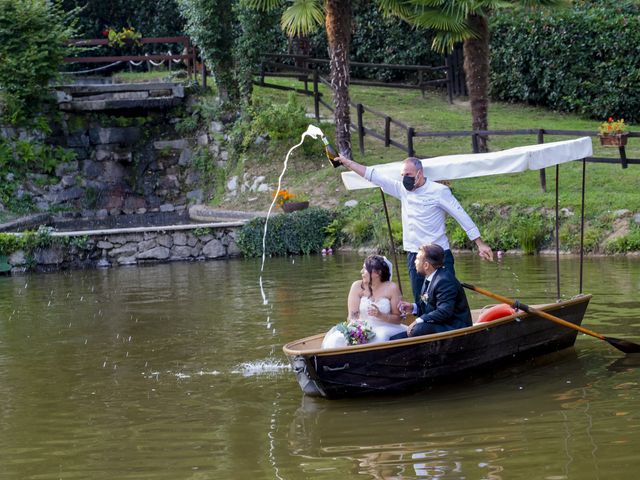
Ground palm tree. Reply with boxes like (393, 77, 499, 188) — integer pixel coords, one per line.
(382, 0, 567, 152)
(245, 0, 354, 158)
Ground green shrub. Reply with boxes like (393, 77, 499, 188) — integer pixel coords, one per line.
(251, 93, 308, 142)
(0, 233, 22, 256)
(491, 1, 640, 121)
(323, 216, 346, 249)
(343, 217, 373, 247)
(0, 226, 53, 257)
(237, 207, 334, 257)
(604, 224, 640, 253)
(559, 215, 612, 253)
(371, 215, 403, 254)
(0, 0, 78, 125)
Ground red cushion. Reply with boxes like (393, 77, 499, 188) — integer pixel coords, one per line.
(478, 303, 516, 323)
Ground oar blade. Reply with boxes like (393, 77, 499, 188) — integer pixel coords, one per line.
(605, 336, 640, 354)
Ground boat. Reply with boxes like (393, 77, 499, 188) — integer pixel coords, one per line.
(284, 295, 591, 398)
(284, 137, 604, 398)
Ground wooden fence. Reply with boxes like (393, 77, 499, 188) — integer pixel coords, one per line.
(63, 36, 207, 86)
(259, 52, 464, 102)
(254, 60, 636, 192)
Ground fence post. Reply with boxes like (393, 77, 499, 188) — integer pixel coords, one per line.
(471, 133, 479, 153)
(384, 116, 391, 147)
(357, 103, 365, 156)
(537, 129, 546, 192)
(407, 127, 415, 157)
(620, 146, 628, 169)
(313, 70, 319, 121)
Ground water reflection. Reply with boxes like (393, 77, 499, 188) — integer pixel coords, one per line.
(1, 254, 640, 479)
(286, 345, 640, 480)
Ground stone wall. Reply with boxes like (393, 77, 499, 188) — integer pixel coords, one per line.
(0, 84, 233, 217)
(4, 223, 243, 274)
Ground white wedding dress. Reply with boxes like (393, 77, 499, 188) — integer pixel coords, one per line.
(321, 297, 408, 349)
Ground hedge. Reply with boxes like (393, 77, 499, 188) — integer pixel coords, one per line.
(237, 207, 335, 257)
(490, 1, 640, 122)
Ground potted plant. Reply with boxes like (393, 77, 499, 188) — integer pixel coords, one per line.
(598, 117, 629, 147)
(273, 189, 309, 213)
(103, 26, 143, 48)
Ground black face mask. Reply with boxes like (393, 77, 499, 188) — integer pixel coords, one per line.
(403, 175, 416, 191)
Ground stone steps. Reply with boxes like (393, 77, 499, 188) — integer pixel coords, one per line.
(56, 82, 185, 112)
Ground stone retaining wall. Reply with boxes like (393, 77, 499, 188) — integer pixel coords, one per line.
(4, 222, 243, 274)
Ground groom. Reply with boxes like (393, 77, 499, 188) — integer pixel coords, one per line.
(391, 243, 472, 339)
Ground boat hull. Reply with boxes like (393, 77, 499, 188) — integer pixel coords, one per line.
(284, 295, 591, 398)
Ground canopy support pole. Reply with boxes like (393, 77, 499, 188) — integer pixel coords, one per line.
(380, 189, 403, 296)
(555, 164, 561, 300)
(579, 158, 586, 293)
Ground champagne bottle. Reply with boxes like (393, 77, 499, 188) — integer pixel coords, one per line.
(321, 136, 341, 168)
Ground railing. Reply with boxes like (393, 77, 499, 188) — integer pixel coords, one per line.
(259, 52, 460, 102)
(353, 118, 638, 191)
(63, 36, 207, 86)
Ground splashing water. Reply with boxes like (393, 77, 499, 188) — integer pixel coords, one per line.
(258, 124, 326, 305)
(233, 360, 292, 377)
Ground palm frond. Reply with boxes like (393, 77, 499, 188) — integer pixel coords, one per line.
(378, 0, 414, 21)
(242, 0, 286, 11)
(410, 9, 467, 33)
(281, 0, 324, 36)
(431, 30, 475, 54)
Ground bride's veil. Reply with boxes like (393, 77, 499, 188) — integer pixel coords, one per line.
(382, 256, 393, 281)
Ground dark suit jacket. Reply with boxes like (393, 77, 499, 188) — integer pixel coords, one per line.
(417, 267, 472, 330)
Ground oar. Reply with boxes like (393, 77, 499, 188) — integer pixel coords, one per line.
(462, 282, 640, 354)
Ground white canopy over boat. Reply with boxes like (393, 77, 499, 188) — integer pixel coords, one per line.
(341, 137, 593, 191)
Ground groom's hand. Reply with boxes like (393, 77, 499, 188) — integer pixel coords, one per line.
(398, 301, 413, 315)
(407, 321, 418, 336)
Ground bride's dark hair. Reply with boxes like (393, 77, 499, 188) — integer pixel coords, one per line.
(361, 255, 391, 297)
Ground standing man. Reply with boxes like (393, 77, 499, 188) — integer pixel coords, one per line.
(336, 155, 493, 305)
(392, 243, 472, 339)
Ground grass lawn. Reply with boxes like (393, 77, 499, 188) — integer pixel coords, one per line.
(240, 77, 640, 253)
(252, 78, 640, 219)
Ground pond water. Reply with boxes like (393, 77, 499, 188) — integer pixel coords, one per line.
(1, 253, 639, 479)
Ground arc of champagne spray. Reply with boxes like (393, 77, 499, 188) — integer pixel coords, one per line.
(259, 125, 325, 305)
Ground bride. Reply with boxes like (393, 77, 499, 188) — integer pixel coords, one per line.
(321, 255, 407, 348)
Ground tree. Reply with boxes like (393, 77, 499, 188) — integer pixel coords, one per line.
(178, 0, 239, 111)
(382, 0, 567, 152)
(0, 0, 78, 125)
(245, 0, 354, 158)
(177, 0, 281, 119)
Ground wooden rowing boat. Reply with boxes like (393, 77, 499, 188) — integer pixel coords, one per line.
(283, 295, 591, 398)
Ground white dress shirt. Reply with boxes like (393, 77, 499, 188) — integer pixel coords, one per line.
(364, 166, 480, 252)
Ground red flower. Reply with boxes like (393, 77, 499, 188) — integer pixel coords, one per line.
(102, 29, 109, 37)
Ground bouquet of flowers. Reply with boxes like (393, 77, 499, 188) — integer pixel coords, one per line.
(336, 320, 376, 345)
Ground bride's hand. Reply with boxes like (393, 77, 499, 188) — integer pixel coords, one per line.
(367, 304, 380, 319)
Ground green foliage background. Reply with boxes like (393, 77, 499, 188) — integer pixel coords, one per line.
(308, 2, 443, 82)
(60, 0, 185, 38)
(0, 0, 78, 125)
(491, 0, 640, 121)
